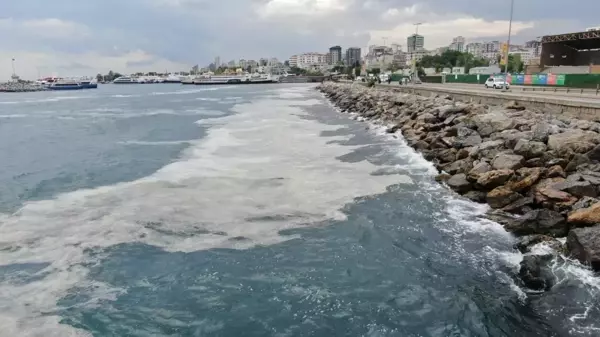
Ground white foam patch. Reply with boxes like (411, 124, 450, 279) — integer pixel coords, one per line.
(0, 85, 409, 336)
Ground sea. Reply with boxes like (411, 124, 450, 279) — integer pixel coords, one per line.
(0, 83, 599, 337)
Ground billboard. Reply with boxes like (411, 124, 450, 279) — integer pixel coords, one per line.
(499, 42, 508, 65)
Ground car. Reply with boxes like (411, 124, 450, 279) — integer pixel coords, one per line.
(484, 77, 510, 89)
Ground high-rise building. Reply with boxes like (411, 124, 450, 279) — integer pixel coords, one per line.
(407, 34, 424, 53)
(214, 56, 221, 68)
(466, 42, 484, 58)
(289, 55, 298, 68)
(449, 36, 466, 52)
(345, 47, 361, 66)
(329, 46, 342, 65)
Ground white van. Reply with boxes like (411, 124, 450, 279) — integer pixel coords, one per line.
(484, 77, 510, 89)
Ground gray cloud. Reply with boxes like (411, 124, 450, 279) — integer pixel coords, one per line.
(0, 0, 597, 79)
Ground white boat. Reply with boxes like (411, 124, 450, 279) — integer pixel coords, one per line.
(113, 76, 139, 84)
(163, 74, 182, 83)
(193, 73, 279, 85)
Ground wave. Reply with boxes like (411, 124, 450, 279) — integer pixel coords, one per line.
(0, 85, 410, 336)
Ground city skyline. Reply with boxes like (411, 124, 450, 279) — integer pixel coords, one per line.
(1, 0, 598, 79)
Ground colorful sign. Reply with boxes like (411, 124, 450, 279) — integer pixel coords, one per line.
(557, 74, 566, 86)
(547, 73, 557, 85)
(537, 74, 547, 85)
(514, 74, 525, 85)
(524, 75, 532, 85)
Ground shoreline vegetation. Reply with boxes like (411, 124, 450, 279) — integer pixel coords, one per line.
(318, 82, 600, 292)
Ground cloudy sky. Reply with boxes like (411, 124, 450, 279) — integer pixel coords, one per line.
(0, 0, 597, 79)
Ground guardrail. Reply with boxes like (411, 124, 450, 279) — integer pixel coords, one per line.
(518, 85, 600, 95)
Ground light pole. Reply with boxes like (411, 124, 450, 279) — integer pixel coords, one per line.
(502, 0, 514, 91)
(11, 58, 15, 76)
(412, 22, 422, 84)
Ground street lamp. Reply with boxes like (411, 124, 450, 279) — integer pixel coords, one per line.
(412, 22, 422, 84)
(502, 0, 514, 91)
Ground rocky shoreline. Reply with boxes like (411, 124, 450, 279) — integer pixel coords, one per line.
(318, 82, 600, 291)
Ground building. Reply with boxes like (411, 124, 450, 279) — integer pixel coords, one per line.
(449, 36, 466, 52)
(540, 29, 600, 67)
(259, 58, 268, 66)
(345, 47, 361, 66)
(329, 46, 342, 65)
(431, 46, 449, 56)
(466, 42, 484, 58)
(227, 60, 236, 67)
(483, 41, 500, 53)
(288, 55, 298, 68)
(407, 34, 425, 53)
(406, 48, 428, 66)
(214, 56, 221, 68)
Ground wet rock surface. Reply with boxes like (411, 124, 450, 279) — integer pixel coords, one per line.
(318, 82, 600, 274)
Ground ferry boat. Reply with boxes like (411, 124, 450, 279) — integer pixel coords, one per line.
(79, 77, 98, 89)
(193, 73, 279, 85)
(48, 79, 83, 90)
(163, 74, 182, 83)
(181, 76, 198, 85)
(113, 76, 139, 84)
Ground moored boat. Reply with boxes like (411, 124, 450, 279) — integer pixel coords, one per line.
(48, 80, 83, 90)
(193, 74, 279, 85)
(79, 77, 98, 89)
(113, 76, 139, 84)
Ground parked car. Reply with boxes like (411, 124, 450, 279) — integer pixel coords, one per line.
(484, 77, 510, 89)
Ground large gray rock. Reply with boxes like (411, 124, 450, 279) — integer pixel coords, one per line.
(531, 122, 551, 143)
(503, 209, 568, 237)
(442, 159, 474, 175)
(554, 178, 598, 198)
(514, 235, 562, 253)
(467, 161, 492, 182)
(446, 173, 471, 193)
(469, 140, 505, 159)
(567, 225, 600, 271)
(491, 153, 525, 170)
(547, 130, 600, 156)
(519, 255, 556, 291)
(454, 134, 483, 149)
(513, 139, 547, 159)
(587, 144, 600, 162)
(473, 111, 516, 137)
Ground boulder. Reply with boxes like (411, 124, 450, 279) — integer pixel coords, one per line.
(446, 173, 472, 193)
(435, 173, 452, 183)
(525, 158, 544, 168)
(567, 225, 600, 271)
(587, 144, 600, 162)
(507, 167, 544, 192)
(514, 235, 556, 253)
(547, 130, 600, 156)
(476, 169, 514, 189)
(473, 111, 515, 137)
(493, 130, 533, 149)
(534, 187, 578, 212)
(546, 165, 566, 178)
(467, 162, 492, 182)
(554, 178, 598, 198)
(456, 148, 470, 160)
(567, 203, 600, 227)
(463, 191, 487, 203)
(454, 134, 483, 149)
(412, 140, 430, 151)
(469, 140, 505, 159)
(492, 153, 525, 170)
(417, 112, 438, 124)
(546, 158, 568, 169)
(487, 186, 522, 209)
(565, 154, 591, 172)
(531, 122, 551, 143)
(519, 255, 556, 291)
(571, 197, 599, 212)
(502, 196, 534, 214)
(435, 148, 458, 163)
(513, 139, 547, 159)
(503, 209, 567, 236)
(442, 159, 474, 175)
(504, 100, 526, 111)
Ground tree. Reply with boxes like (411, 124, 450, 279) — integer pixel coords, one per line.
(96, 73, 103, 82)
(354, 66, 361, 77)
(370, 68, 381, 75)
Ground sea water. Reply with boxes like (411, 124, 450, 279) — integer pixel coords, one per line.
(0, 83, 599, 337)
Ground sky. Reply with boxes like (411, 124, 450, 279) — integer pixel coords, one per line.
(0, 0, 598, 79)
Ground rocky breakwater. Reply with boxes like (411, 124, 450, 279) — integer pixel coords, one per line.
(319, 82, 600, 291)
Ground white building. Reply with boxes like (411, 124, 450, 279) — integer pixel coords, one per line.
(289, 52, 329, 70)
(406, 48, 428, 66)
(449, 36, 466, 52)
(510, 49, 537, 65)
(466, 42, 484, 58)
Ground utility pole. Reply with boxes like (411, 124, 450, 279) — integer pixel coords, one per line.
(502, 0, 514, 91)
(412, 23, 422, 84)
(11, 58, 15, 76)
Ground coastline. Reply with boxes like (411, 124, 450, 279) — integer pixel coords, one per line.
(318, 82, 600, 291)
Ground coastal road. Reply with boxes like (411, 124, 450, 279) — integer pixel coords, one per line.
(372, 82, 600, 107)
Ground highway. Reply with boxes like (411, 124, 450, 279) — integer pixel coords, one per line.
(372, 82, 600, 107)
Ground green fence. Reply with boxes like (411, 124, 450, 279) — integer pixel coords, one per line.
(562, 74, 600, 88)
(444, 74, 487, 84)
